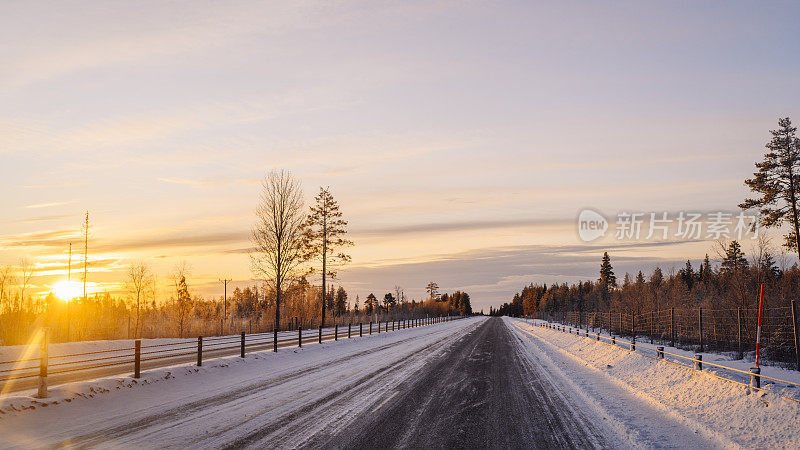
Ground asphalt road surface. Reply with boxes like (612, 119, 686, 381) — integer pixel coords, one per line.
(5, 318, 609, 449)
(313, 317, 606, 449)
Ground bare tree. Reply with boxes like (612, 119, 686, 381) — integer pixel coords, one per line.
(251, 170, 307, 351)
(127, 262, 154, 338)
(0, 265, 15, 313)
(18, 258, 37, 312)
(394, 285, 404, 306)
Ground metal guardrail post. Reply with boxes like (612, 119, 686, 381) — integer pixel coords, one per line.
(37, 328, 49, 399)
(750, 367, 761, 389)
(134, 339, 141, 378)
(197, 336, 203, 367)
(241, 332, 245, 358)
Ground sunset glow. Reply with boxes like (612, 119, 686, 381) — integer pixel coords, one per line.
(52, 280, 81, 302)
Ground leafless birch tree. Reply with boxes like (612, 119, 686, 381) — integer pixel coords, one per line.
(251, 170, 306, 351)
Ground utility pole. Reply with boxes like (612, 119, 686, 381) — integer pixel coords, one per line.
(220, 279, 231, 335)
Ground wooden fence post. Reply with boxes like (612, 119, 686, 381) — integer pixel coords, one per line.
(134, 339, 141, 378)
(197, 336, 203, 367)
(348, 322, 352, 339)
(241, 332, 246, 358)
(792, 300, 799, 372)
(299, 327, 302, 347)
(360, 322, 363, 337)
(37, 328, 49, 399)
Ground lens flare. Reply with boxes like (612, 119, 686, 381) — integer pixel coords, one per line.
(53, 280, 81, 302)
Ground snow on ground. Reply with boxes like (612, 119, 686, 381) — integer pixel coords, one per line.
(0, 317, 485, 448)
(507, 317, 800, 449)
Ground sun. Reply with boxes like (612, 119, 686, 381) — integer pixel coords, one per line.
(53, 280, 81, 302)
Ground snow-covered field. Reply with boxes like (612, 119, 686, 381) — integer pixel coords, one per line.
(0, 317, 485, 448)
(507, 318, 800, 449)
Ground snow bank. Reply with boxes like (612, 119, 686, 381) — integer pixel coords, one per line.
(508, 318, 800, 449)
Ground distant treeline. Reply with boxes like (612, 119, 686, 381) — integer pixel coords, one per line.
(0, 275, 471, 345)
(491, 240, 800, 317)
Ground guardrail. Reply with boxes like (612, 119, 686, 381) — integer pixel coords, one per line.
(1, 315, 462, 398)
(530, 319, 800, 404)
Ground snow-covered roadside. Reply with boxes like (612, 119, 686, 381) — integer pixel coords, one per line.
(520, 317, 800, 389)
(507, 318, 800, 449)
(0, 317, 484, 448)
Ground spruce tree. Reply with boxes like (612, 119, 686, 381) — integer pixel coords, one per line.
(740, 117, 800, 261)
(598, 252, 616, 301)
(721, 241, 749, 274)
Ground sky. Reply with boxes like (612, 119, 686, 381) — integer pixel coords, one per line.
(1, 1, 799, 311)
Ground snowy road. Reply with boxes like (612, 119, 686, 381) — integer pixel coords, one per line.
(1, 316, 751, 449)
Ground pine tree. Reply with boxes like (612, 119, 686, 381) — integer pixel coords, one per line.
(383, 292, 396, 309)
(365, 293, 377, 314)
(679, 260, 694, 289)
(699, 254, 713, 282)
(740, 117, 800, 261)
(425, 281, 440, 300)
(336, 286, 348, 314)
(598, 252, 616, 301)
(353, 294, 360, 314)
(301, 187, 353, 327)
(720, 241, 749, 274)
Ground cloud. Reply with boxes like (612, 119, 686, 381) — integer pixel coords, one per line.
(25, 201, 73, 209)
(351, 218, 569, 237)
(93, 231, 249, 253)
(23, 182, 86, 189)
(13, 214, 75, 224)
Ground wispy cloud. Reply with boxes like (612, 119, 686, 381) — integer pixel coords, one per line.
(25, 201, 73, 209)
